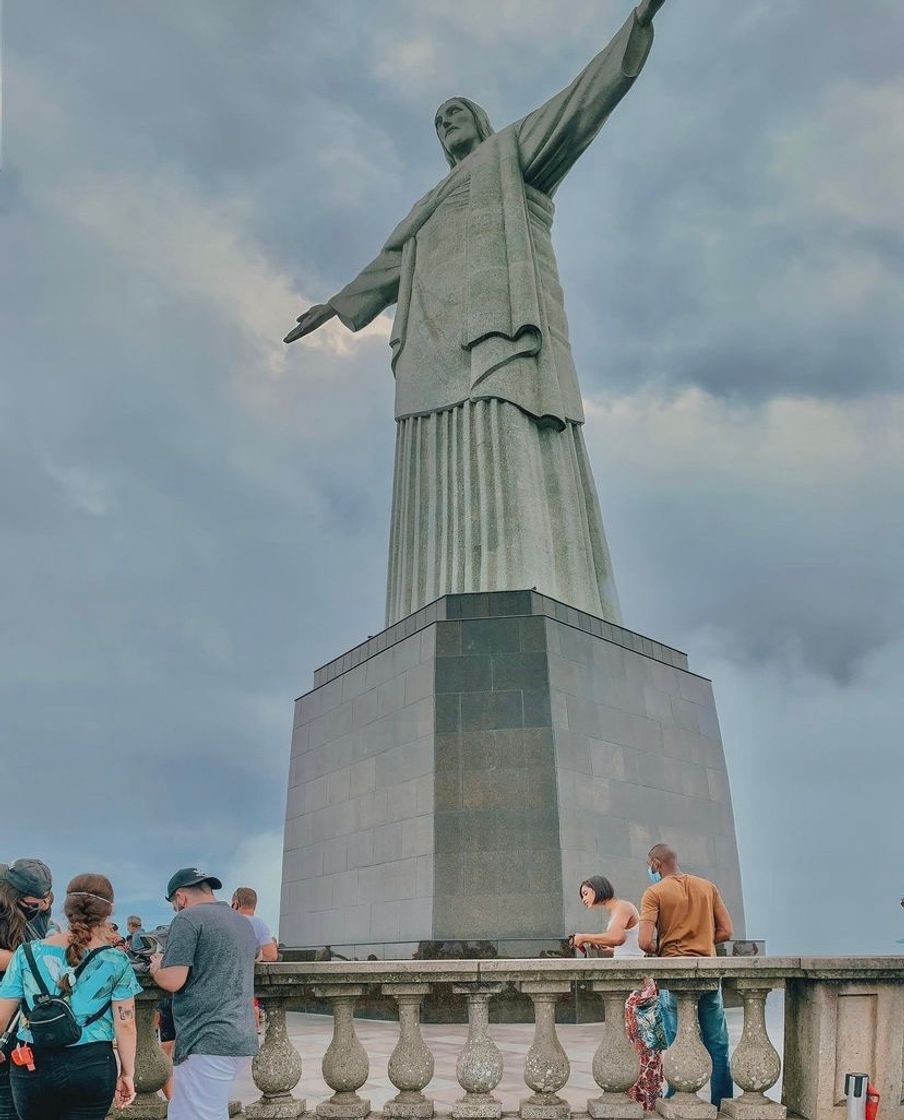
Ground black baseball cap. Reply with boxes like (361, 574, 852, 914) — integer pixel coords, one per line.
(165, 867, 223, 901)
(0, 859, 52, 899)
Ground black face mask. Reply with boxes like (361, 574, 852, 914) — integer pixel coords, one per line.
(20, 905, 50, 938)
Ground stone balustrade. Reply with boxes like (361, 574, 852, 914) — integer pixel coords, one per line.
(119, 957, 904, 1120)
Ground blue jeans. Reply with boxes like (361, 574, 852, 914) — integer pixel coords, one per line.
(660, 988, 733, 1106)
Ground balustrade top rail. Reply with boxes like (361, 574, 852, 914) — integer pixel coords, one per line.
(238, 955, 904, 992)
(125, 954, 904, 1120)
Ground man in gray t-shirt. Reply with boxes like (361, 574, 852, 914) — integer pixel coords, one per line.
(150, 868, 259, 1120)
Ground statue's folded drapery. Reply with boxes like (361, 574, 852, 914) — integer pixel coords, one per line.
(327, 9, 654, 623)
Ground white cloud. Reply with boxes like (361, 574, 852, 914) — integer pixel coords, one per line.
(223, 830, 285, 934)
(584, 387, 904, 489)
(44, 460, 116, 517)
(772, 80, 904, 231)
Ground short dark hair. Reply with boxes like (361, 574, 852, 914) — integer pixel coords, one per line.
(232, 886, 257, 909)
(579, 876, 614, 904)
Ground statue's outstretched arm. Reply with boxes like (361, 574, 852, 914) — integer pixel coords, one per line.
(284, 241, 404, 345)
(636, 0, 667, 28)
(516, 1, 666, 195)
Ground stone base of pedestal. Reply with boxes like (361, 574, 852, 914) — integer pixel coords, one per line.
(316, 1099, 372, 1120)
(656, 1094, 718, 1120)
(520, 1097, 571, 1120)
(230, 1102, 243, 1118)
(244, 1095, 307, 1119)
(588, 1093, 645, 1118)
(451, 1094, 503, 1119)
(720, 1098, 786, 1120)
(384, 1099, 434, 1119)
(282, 589, 746, 954)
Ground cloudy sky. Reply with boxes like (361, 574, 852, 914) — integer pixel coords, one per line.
(2, 1, 902, 952)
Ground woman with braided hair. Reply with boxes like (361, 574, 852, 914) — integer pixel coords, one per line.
(0, 874, 141, 1119)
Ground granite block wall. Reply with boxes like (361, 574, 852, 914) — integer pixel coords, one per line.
(281, 627, 436, 949)
(280, 591, 745, 951)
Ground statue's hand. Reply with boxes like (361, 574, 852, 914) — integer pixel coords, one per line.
(636, 0, 667, 27)
(284, 303, 337, 344)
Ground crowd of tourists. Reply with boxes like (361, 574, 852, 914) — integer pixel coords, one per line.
(0, 859, 276, 1120)
(0, 844, 734, 1120)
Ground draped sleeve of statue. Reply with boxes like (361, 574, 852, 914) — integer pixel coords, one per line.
(326, 243, 402, 333)
(515, 8, 653, 193)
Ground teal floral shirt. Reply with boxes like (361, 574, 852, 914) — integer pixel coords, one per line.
(0, 941, 141, 1045)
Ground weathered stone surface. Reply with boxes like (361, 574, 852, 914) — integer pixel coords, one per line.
(782, 976, 904, 1120)
(519, 984, 572, 1120)
(246, 1000, 305, 1119)
(452, 983, 505, 1120)
(384, 984, 435, 1119)
(315, 989, 372, 1120)
(658, 988, 718, 1120)
(587, 987, 643, 1119)
(719, 985, 784, 1120)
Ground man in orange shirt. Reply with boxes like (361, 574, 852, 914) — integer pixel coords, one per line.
(638, 844, 734, 1106)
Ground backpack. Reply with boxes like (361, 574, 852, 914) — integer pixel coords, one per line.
(21, 942, 114, 1048)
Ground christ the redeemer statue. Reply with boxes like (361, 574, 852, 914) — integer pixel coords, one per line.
(286, 0, 667, 626)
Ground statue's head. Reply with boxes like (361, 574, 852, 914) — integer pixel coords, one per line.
(435, 97, 494, 167)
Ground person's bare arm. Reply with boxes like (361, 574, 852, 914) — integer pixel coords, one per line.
(638, 919, 658, 955)
(0, 949, 13, 971)
(112, 999, 137, 1109)
(259, 939, 278, 963)
(149, 954, 190, 993)
(0, 997, 20, 1047)
(574, 903, 634, 950)
(713, 894, 733, 944)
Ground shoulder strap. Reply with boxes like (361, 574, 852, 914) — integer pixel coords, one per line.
(21, 941, 51, 999)
(83, 1000, 113, 1026)
(73, 946, 113, 980)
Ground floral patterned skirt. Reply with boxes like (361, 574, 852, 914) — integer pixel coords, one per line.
(625, 978, 664, 1112)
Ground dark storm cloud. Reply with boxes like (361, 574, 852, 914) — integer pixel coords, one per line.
(2, 1, 902, 952)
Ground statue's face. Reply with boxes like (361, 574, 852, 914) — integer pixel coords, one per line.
(435, 100, 479, 160)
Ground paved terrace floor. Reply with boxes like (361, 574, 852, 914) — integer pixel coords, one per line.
(233, 1001, 785, 1113)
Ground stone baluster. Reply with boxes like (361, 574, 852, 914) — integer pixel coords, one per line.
(451, 982, 505, 1120)
(314, 985, 371, 1119)
(382, 983, 435, 1119)
(587, 983, 643, 1119)
(110, 990, 171, 1118)
(655, 983, 718, 1120)
(245, 996, 306, 1119)
(720, 983, 785, 1120)
(518, 980, 571, 1120)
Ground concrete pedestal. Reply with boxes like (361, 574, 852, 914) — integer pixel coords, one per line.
(280, 591, 744, 952)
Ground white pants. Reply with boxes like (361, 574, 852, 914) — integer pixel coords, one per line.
(169, 1054, 250, 1120)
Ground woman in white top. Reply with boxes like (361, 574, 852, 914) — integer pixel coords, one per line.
(572, 875, 663, 1111)
(573, 875, 644, 958)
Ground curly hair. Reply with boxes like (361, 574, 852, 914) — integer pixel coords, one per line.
(0, 880, 28, 954)
(59, 874, 114, 995)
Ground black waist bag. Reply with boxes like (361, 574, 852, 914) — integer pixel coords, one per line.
(22, 942, 112, 1048)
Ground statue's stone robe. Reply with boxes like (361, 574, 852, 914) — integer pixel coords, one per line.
(328, 11, 654, 624)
